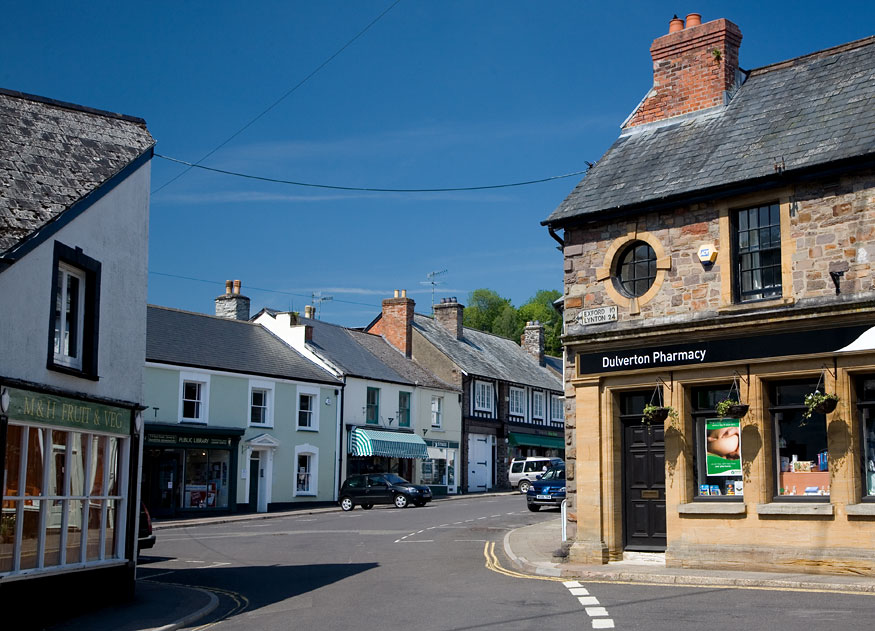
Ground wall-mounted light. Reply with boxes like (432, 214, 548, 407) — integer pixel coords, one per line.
(0, 387, 9, 414)
(325, 397, 331, 406)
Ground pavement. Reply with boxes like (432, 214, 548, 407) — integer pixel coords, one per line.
(49, 492, 875, 630)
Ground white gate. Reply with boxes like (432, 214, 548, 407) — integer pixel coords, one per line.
(467, 433, 491, 492)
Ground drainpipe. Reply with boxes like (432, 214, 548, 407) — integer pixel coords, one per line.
(547, 225, 564, 249)
(335, 379, 346, 501)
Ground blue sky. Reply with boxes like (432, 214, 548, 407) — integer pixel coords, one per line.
(4, 1, 873, 326)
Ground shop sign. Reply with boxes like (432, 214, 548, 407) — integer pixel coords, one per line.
(430, 441, 449, 448)
(5, 387, 130, 435)
(577, 306, 617, 326)
(145, 432, 232, 447)
(577, 323, 872, 375)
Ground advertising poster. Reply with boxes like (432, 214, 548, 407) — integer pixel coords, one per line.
(705, 418, 742, 476)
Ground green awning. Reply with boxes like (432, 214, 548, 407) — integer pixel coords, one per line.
(349, 428, 429, 459)
(507, 431, 564, 450)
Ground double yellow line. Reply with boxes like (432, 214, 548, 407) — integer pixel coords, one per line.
(483, 541, 565, 582)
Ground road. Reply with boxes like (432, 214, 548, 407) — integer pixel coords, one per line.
(138, 496, 875, 630)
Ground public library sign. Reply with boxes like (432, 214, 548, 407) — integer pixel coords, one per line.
(577, 324, 873, 375)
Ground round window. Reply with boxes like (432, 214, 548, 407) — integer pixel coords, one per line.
(614, 241, 656, 297)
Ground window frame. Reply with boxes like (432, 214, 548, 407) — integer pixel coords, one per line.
(398, 391, 411, 427)
(47, 241, 101, 379)
(858, 376, 875, 501)
(532, 391, 544, 420)
(690, 385, 744, 501)
(179, 371, 210, 424)
(732, 202, 782, 303)
(613, 240, 657, 298)
(248, 379, 274, 428)
(366, 387, 380, 424)
(293, 444, 318, 497)
(509, 387, 526, 417)
(430, 395, 443, 428)
(474, 381, 494, 413)
(550, 394, 564, 423)
(297, 385, 320, 432)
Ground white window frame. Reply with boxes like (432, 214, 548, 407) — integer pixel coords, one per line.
(431, 395, 443, 428)
(293, 444, 318, 497)
(550, 394, 564, 423)
(474, 381, 494, 413)
(296, 385, 320, 432)
(53, 262, 86, 370)
(179, 371, 210, 424)
(532, 390, 544, 419)
(248, 379, 275, 428)
(509, 387, 526, 417)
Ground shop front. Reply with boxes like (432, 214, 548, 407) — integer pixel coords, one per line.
(507, 429, 564, 461)
(0, 384, 139, 601)
(345, 426, 429, 484)
(569, 321, 875, 574)
(420, 439, 459, 495)
(142, 423, 244, 518)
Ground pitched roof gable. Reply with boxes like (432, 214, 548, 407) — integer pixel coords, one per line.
(546, 36, 875, 225)
(0, 88, 155, 255)
(146, 305, 340, 385)
(413, 314, 561, 391)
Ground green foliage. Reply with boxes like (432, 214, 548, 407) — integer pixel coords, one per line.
(802, 391, 839, 420)
(461, 288, 562, 357)
(641, 404, 677, 425)
(715, 399, 741, 417)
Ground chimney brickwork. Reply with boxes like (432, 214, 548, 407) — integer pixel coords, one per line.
(379, 289, 415, 357)
(215, 279, 251, 321)
(522, 321, 546, 367)
(434, 297, 464, 340)
(625, 15, 742, 129)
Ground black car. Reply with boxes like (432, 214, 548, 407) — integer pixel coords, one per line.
(138, 502, 156, 552)
(526, 463, 566, 511)
(339, 473, 432, 511)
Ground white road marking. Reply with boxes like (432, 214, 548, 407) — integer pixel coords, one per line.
(398, 540, 434, 543)
(569, 587, 590, 596)
(578, 596, 600, 606)
(592, 620, 615, 629)
(563, 581, 582, 587)
(585, 607, 608, 617)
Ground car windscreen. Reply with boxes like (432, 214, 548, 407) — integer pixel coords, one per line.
(384, 474, 410, 485)
(541, 467, 565, 481)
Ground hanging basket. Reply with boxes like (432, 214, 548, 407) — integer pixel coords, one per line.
(643, 407, 670, 424)
(813, 397, 838, 415)
(726, 403, 749, 419)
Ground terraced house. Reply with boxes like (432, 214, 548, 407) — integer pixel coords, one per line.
(544, 14, 875, 574)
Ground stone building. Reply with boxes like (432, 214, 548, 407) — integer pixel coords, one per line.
(543, 14, 875, 574)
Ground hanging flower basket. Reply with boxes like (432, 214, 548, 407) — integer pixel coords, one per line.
(803, 391, 839, 420)
(715, 399, 749, 419)
(642, 404, 673, 425)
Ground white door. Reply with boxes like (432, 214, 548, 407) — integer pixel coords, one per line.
(467, 433, 491, 492)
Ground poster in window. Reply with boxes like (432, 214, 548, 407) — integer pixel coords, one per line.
(705, 418, 742, 476)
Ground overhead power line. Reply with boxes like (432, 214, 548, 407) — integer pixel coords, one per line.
(154, 153, 589, 192)
(151, 0, 403, 196)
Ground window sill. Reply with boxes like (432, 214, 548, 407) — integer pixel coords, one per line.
(179, 419, 207, 425)
(47, 362, 99, 381)
(756, 502, 834, 516)
(845, 504, 875, 516)
(679, 502, 746, 515)
(296, 427, 318, 432)
(249, 424, 274, 429)
(717, 296, 795, 315)
(295, 492, 317, 497)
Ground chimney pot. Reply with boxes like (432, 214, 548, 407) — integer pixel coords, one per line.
(215, 279, 250, 320)
(233, 279, 241, 295)
(394, 289, 400, 298)
(304, 305, 314, 319)
(685, 13, 702, 27)
(669, 15, 684, 33)
(225, 280, 233, 295)
(401, 289, 407, 298)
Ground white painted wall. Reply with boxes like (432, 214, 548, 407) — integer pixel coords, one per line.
(0, 163, 151, 405)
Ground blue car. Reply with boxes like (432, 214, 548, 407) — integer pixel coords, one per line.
(526, 463, 565, 512)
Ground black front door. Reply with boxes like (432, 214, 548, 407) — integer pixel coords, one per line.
(249, 453, 260, 512)
(622, 418, 667, 551)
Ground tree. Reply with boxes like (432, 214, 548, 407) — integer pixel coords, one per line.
(518, 290, 562, 356)
(461, 288, 563, 357)
(463, 289, 512, 332)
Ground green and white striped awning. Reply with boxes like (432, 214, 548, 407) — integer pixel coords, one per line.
(349, 428, 429, 459)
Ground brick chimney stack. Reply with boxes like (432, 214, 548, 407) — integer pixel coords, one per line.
(521, 321, 545, 367)
(215, 279, 251, 321)
(380, 289, 415, 357)
(434, 297, 464, 340)
(624, 13, 743, 129)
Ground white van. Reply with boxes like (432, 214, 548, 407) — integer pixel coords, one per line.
(509, 457, 563, 493)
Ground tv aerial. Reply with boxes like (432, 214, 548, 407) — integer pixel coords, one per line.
(311, 292, 333, 319)
(420, 269, 447, 315)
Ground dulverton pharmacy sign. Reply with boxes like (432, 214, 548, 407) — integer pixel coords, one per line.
(577, 323, 873, 375)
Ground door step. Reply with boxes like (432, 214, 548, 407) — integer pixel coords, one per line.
(611, 551, 666, 566)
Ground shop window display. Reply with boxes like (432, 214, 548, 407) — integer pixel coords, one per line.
(183, 450, 229, 509)
(691, 386, 744, 498)
(772, 382, 829, 498)
(859, 378, 875, 497)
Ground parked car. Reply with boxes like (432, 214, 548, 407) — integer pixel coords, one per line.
(339, 473, 432, 511)
(526, 463, 566, 512)
(138, 502, 156, 553)
(509, 457, 563, 493)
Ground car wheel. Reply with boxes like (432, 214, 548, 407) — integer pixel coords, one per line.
(518, 480, 532, 494)
(340, 496, 354, 511)
(361, 503, 373, 510)
(527, 503, 541, 512)
(394, 494, 409, 509)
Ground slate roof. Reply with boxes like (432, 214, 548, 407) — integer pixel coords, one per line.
(0, 88, 155, 254)
(147, 306, 340, 385)
(301, 317, 411, 384)
(413, 314, 562, 391)
(348, 329, 460, 392)
(545, 36, 875, 225)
